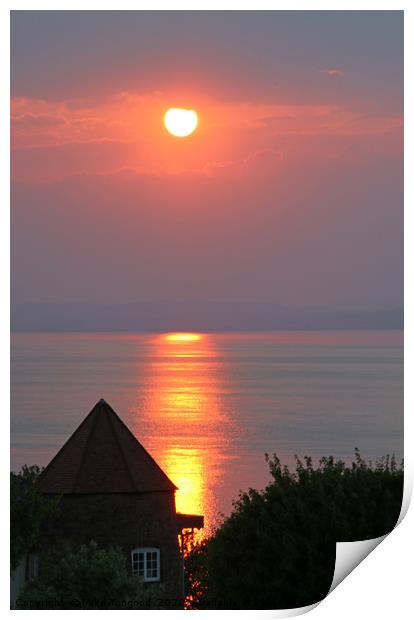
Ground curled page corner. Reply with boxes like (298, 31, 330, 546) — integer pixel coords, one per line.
(329, 477, 411, 596)
(397, 477, 412, 526)
(207, 481, 410, 619)
(219, 602, 320, 619)
(328, 535, 387, 594)
(274, 602, 320, 618)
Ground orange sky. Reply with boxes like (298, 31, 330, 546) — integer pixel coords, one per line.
(11, 11, 403, 312)
(11, 91, 402, 183)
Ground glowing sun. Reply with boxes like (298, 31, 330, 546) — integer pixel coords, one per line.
(164, 108, 198, 137)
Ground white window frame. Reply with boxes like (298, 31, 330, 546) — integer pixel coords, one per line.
(131, 548, 160, 582)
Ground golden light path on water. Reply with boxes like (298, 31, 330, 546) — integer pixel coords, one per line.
(10, 330, 404, 539)
(133, 332, 235, 537)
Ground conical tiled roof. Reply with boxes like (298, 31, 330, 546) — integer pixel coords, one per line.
(37, 399, 177, 494)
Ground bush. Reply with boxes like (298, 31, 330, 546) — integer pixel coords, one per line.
(10, 465, 59, 571)
(17, 541, 166, 609)
(186, 451, 403, 609)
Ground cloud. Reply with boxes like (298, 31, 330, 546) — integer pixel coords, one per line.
(203, 149, 284, 178)
(320, 68, 345, 77)
(11, 113, 67, 129)
(10, 90, 402, 183)
(11, 139, 136, 183)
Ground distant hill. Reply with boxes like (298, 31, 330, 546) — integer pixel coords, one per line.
(11, 301, 403, 332)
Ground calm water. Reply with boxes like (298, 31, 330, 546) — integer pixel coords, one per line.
(11, 331, 403, 533)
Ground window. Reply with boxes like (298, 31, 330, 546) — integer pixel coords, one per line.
(28, 554, 39, 580)
(131, 548, 160, 582)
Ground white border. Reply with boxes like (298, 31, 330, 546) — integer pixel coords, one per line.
(2, 3, 412, 618)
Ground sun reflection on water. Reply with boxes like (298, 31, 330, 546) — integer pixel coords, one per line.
(164, 333, 202, 343)
(135, 332, 233, 536)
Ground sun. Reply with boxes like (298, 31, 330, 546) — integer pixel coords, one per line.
(164, 108, 198, 137)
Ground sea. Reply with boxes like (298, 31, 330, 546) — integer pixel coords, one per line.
(11, 330, 403, 534)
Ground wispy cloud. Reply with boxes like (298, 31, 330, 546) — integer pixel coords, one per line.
(10, 89, 402, 183)
(320, 68, 345, 77)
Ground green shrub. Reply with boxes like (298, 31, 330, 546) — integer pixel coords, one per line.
(186, 451, 403, 609)
(10, 465, 59, 571)
(17, 541, 166, 609)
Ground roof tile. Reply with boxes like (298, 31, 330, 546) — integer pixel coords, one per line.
(37, 399, 177, 494)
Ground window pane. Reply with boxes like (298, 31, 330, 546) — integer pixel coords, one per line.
(146, 551, 158, 579)
(133, 549, 159, 580)
(28, 556, 39, 580)
(132, 551, 145, 576)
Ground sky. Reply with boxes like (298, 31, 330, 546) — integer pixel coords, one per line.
(11, 11, 403, 312)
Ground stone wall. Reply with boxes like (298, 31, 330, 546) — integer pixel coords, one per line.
(40, 491, 182, 602)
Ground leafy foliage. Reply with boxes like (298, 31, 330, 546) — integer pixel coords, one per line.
(186, 451, 403, 609)
(10, 465, 59, 571)
(17, 541, 167, 609)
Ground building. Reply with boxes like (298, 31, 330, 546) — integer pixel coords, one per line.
(13, 399, 203, 606)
